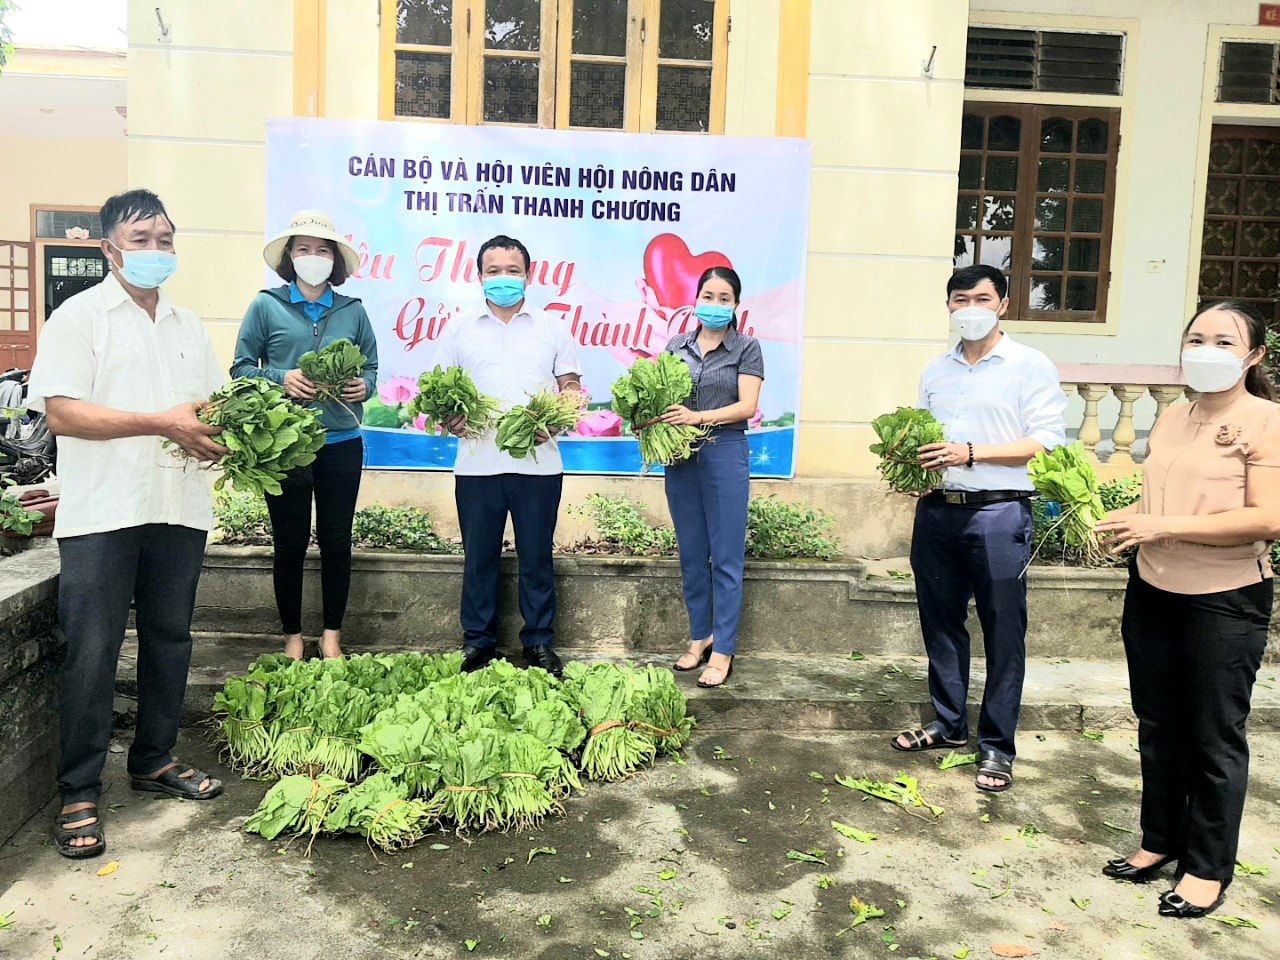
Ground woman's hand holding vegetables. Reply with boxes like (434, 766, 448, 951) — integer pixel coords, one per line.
(161, 401, 226, 462)
(283, 369, 318, 402)
(917, 441, 970, 470)
(341, 379, 368, 403)
(1096, 513, 1170, 555)
(443, 414, 470, 438)
(661, 404, 703, 427)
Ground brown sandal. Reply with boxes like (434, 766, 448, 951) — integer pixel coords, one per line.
(697, 657, 733, 688)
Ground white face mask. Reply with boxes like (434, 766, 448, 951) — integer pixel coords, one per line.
(1181, 345, 1251, 394)
(293, 254, 334, 286)
(951, 305, 1000, 342)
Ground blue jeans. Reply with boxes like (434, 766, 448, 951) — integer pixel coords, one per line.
(909, 495, 1032, 761)
(56, 524, 208, 806)
(455, 473, 563, 650)
(664, 431, 750, 656)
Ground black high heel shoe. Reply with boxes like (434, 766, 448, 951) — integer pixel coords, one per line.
(1158, 877, 1231, 919)
(1101, 854, 1176, 883)
(673, 641, 713, 672)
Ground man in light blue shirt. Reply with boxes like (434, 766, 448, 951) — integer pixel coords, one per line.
(890, 265, 1068, 794)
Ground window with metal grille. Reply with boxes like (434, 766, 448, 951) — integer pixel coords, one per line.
(1217, 41, 1280, 104)
(966, 28, 1125, 95)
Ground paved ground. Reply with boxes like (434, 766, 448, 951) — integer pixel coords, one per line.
(2, 725, 1278, 960)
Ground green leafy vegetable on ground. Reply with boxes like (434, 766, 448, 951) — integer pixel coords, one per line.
(869, 407, 946, 493)
(496, 389, 585, 460)
(408, 365, 500, 436)
(610, 354, 708, 467)
(835, 773, 944, 818)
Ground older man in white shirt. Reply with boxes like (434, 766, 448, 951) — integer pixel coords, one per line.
(27, 190, 227, 859)
(437, 235, 583, 679)
(890, 264, 1068, 795)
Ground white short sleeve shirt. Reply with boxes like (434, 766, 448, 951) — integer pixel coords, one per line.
(27, 273, 227, 538)
(436, 305, 582, 476)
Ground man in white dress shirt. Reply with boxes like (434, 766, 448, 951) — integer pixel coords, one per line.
(890, 264, 1068, 794)
(28, 190, 227, 858)
(437, 235, 583, 679)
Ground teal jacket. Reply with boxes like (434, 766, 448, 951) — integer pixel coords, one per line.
(231, 285, 379, 437)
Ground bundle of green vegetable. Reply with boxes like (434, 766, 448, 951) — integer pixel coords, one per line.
(298, 338, 367, 401)
(325, 773, 436, 851)
(1027, 441, 1106, 562)
(610, 354, 708, 467)
(187, 378, 326, 496)
(407, 365, 500, 436)
(244, 774, 350, 841)
(495, 389, 585, 460)
(869, 407, 947, 493)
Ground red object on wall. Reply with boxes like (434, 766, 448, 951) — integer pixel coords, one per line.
(1261, 4, 1280, 26)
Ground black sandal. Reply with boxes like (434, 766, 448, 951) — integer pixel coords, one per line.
(131, 763, 224, 800)
(54, 806, 106, 859)
(890, 720, 967, 753)
(674, 641, 713, 672)
(975, 751, 1014, 793)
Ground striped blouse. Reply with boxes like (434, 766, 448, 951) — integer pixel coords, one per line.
(663, 325, 765, 430)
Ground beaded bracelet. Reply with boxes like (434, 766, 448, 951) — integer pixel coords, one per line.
(966, 442, 975, 468)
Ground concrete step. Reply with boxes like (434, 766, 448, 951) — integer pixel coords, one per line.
(114, 635, 1280, 733)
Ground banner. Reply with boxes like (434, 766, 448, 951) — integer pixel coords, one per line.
(265, 119, 811, 477)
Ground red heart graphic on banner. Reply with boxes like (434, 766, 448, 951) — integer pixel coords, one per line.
(643, 234, 733, 309)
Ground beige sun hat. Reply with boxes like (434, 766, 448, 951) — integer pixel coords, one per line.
(262, 210, 360, 276)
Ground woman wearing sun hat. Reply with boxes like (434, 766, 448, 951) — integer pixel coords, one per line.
(231, 211, 379, 660)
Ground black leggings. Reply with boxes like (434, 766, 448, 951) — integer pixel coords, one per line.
(264, 437, 363, 634)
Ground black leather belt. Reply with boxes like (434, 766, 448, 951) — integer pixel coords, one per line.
(930, 489, 1035, 506)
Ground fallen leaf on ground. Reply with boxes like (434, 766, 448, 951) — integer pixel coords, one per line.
(991, 945, 1038, 958)
(97, 861, 120, 877)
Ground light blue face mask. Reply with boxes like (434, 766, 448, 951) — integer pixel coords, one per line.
(695, 303, 735, 330)
(482, 275, 526, 308)
(108, 241, 178, 289)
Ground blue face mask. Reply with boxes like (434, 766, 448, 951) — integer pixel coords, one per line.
(695, 303, 735, 330)
(483, 276, 526, 308)
(109, 241, 178, 289)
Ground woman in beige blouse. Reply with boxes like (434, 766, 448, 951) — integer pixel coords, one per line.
(1096, 300, 1280, 919)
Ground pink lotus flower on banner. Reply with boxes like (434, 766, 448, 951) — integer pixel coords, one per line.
(749, 408, 764, 429)
(575, 410, 624, 437)
(379, 376, 418, 407)
(412, 413, 430, 433)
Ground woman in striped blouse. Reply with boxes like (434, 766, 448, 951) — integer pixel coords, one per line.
(660, 267, 765, 688)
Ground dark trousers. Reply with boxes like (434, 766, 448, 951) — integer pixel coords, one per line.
(455, 473, 563, 650)
(1122, 565, 1272, 881)
(264, 437, 363, 634)
(56, 524, 207, 806)
(909, 496, 1032, 760)
(663, 432, 750, 656)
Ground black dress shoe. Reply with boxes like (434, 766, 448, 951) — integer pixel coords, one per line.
(461, 646, 494, 673)
(1158, 877, 1231, 919)
(523, 645, 564, 679)
(1102, 854, 1176, 883)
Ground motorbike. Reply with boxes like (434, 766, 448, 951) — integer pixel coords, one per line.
(0, 368, 57, 486)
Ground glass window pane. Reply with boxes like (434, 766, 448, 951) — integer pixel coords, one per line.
(570, 61, 625, 128)
(1077, 118, 1109, 154)
(1065, 276, 1098, 310)
(1243, 180, 1280, 217)
(1201, 219, 1237, 257)
(395, 51, 451, 119)
(1246, 139, 1280, 175)
(1209, 137, 1245, 175)
(1040, 117, 1073, 154)
(397, 0, 453, 46)
(656, 64, 711, 132)
(987, 115, 1021, 151)
(1074, 159, 1107, 194)
(960, 115, 983, 151)
(1072, 199, 1104, 232)
(1036, 197, 1067, 232)
(485, 0, 540, 52)
(1033, 237, 1064, 271)
(979, 235, 1013, 270)
(483, 57, 540, 124)
(1068, 238, 1101, 271)
(1038, 158, 1070, 193)
(959, 155, 981, 190)
(956, 196, 979, 230)
(1241, 221, 1280, 258)
(982, 196, 1016, 231)
(1030, 276, 1062, 310)
(659, 0, 713, 61)
(1205, 177, 1240, 217)
(573, 0, 627, 57)
(985, 156, 1018, 191)
(954, 234, 976, 268)
(0, 309, 11, 331)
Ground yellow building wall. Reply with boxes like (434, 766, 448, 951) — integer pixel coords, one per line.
(0, 136, 126, 242)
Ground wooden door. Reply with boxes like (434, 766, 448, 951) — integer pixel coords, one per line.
(0, 242, 35, 372)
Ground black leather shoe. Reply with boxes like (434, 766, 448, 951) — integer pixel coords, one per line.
(1102, 854, 1176, 883)
(523, 645, 564, 679)
(461, 646, 494, 673)
(1158, 877, 1231, 919)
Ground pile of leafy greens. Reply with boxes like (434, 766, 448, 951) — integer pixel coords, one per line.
(610, 354, 708, 467)
(495, 389, 585, 460)
(298, 338, 367, 400)
(869, 407, 946, 493)
(1028, 441, 1107, 562)
(408, 365, 501, 436)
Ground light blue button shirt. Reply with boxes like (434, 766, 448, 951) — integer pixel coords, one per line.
(917, 333, 1068, 492)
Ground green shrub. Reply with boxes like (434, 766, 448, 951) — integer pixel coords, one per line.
(745, 495, 840, 560)
(214, 489, 274, 545)
(352, 504, 461, 553)
(0, 491, 42, 538)
(574, 494, 677, 555)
